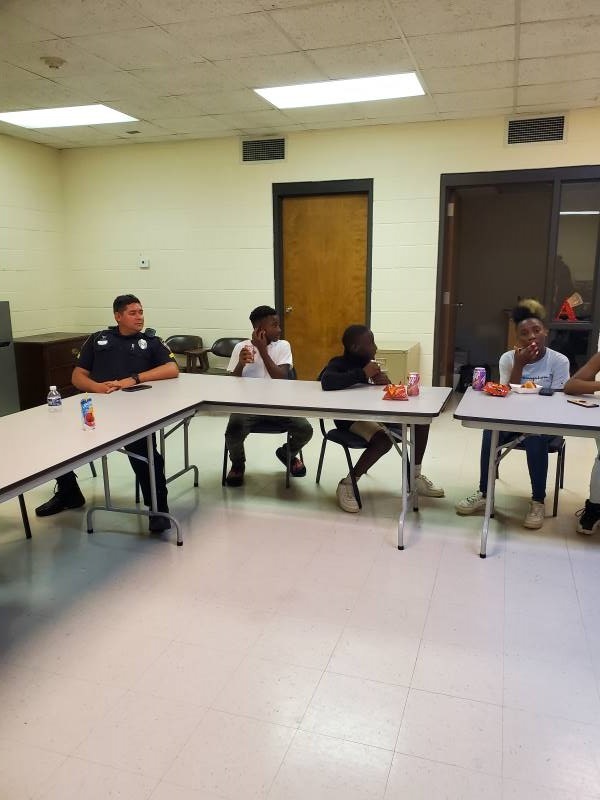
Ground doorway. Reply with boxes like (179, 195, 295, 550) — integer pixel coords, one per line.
(434, 166, 600, 386)
(274, 180, 373, 380)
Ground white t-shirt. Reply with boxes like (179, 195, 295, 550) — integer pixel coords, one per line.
(227, 339, 293, 379)
(498, 347, 570, 388)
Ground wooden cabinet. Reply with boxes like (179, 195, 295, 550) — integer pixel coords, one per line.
(14, 332, 90, 410)
(375, 342, 420, 384)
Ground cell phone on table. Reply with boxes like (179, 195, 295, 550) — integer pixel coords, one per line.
(122, 384, 152, 392)
(539, 387, 554, 396)
(567, 398, 599, 408)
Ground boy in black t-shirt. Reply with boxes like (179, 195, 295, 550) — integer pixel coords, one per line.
(320, 325, 443, 513)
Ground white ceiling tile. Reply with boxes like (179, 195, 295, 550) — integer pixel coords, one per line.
(435, 86, 514, 112)
(109, 94, 206, 120)
(0, 9, 57, 44)
(129, 115, 232, 134)
(216, 51, 324, 86)
(259, 0, 331, 8)
(0, 77, 86, 111)
(519, 53, 600, 85)
(270, 0, 397, 50)
(5, 0, 151, 37)
(68, 28, 190, 71)
(1, 37, 114, 78)
(165, 13, 295, 60)
(439, 107, 513, 120)
(51, 71, 149, 102)
(521, 0, 600, 23)
(422, 61, 514, 93)
(282, 103, 368, 122)
(388, 0, 515, 35)
(131, 63, 245, 94)
(0, 62, 40, 82)
(211, 108, 295, 128)
(189, 89, 272, 115)
(408, 27, 515, 68)
(36, 125, 122, 143)
(307, 39, 414, 80)
(127, 0, 263, 24)
(517, 78, 600, 106)
(520, 18, 600, 59)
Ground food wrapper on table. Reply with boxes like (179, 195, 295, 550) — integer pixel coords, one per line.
(482, 382, 510, 397)
(383, 384, 409, 401)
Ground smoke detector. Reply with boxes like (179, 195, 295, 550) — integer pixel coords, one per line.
(40, 56, 66, 70)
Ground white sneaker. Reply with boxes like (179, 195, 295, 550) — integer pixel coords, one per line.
(524, 500, 545, 529)
(336, 479, 359, 513)
(455, 490, 487, 515)
(415, 473, 445, 498)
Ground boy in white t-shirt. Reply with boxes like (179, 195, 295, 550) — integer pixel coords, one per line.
(224, 305, 313, 486)
(456, 300, 570, 530)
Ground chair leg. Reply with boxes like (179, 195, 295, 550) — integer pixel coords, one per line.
(285, 434, 291, 489)
(222, 442, 228, 486)
(315, 440, 327, 484)
(559, 442, 566, 489)
(18, 494, 32, 539)
(342, 446, 362, 509)
(553, 446, 564, 517)
(135, 478, 140, 505)
(89, 461, 97, 478)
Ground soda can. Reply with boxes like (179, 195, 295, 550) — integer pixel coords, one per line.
(472, 367, 487, 391)
(81, 396, 96, 430)
(407, 372, 420, 396)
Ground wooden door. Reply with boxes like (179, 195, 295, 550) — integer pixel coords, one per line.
(281, 193, 368, 380)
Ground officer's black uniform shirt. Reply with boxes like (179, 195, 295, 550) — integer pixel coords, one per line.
(77, 327, 175, 382)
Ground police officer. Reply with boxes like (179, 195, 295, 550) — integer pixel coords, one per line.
(35, 294, 179, 532)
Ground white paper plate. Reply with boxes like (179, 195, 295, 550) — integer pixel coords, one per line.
(509, 383, 542, 394)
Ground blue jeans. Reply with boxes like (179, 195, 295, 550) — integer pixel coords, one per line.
(479, 430, 555, 502)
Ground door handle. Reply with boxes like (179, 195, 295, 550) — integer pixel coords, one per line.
(285, 306, 293, 313)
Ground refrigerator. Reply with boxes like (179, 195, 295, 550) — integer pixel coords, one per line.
(0, 301, 20, 415)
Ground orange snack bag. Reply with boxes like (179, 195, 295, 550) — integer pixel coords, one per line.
(383, 384, 409, 401)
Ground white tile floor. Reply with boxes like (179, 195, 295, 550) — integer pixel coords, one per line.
(2, 399, 600, 799)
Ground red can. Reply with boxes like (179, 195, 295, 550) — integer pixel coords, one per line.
(407, 372, 420, 396)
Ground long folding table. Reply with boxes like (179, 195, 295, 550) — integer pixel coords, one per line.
(1, 374, 450, 550)
(454, 387, 600, 558)
(194, 374, 451, 550)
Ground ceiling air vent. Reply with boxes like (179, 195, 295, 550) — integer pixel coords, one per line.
(506, 115, 565, 145)
(242, 137, 285, 162)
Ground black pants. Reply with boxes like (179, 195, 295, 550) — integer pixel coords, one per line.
(57, 434, 168, 511)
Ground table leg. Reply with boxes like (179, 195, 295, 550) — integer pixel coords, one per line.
(147, 434, 183, 547)
(18, 494, 32, 540)
(480, 429, 499, 559)
(410, 424, 419, 513)
(398, 422, 409, 550)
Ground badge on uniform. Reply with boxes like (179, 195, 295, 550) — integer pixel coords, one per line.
(138, 339, 148, 350)
(97, 336, 108, 346)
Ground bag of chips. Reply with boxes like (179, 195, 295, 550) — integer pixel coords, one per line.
(383, 384, 409, 401)
(482, 382, 510, 397)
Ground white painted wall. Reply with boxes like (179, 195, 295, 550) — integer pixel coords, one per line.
(0, 134, 65, 335)
(6, 108, 600, 380)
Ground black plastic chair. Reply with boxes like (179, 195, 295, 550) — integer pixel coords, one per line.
(221, 367, 303, 488)
(315, 420, 407, 509)
(198, 337, 246, 375)
(496, 435, 566, 517)
(165, 334, 204, 372)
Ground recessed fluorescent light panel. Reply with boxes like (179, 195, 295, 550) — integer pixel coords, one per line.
(559, 210, 600, 216)
(255, 72, 424, 109)
(0, 104, 137, 129)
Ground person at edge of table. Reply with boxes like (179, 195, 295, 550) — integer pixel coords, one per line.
(223, 305, 313, 487)
(455, 298, 570, 530)
(564, 352, 600, 535)
(35, 294, 179, 533)
(319, 324, 444, 514)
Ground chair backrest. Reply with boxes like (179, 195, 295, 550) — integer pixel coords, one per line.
(165, 334, 203, 354)
(211, 337, 245, 358)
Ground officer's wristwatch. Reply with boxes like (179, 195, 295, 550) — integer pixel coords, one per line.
(131, 373, 140, 385)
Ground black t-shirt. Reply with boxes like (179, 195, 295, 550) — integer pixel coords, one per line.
(76, 327, 175, 382)
(319, 350, 369, 430)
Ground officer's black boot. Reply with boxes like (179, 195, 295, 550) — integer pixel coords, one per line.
(35, 472, 85, 517)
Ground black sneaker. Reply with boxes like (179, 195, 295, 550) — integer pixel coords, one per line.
(225, 464, 245, 487)
(576, 500, 600, 535)
(149, 514, 171, 533)
(275, 446, 307, 477)
(35, 485, 85, 517)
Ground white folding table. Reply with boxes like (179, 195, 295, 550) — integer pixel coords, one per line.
(194, 374, 451, 550)
(454, 387, 600, 558)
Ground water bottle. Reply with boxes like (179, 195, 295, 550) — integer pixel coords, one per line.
(47, 385, 62, 411)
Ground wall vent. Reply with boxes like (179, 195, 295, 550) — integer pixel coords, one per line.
(242, 137, 285, 162)
(506, 115, 565, 145)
